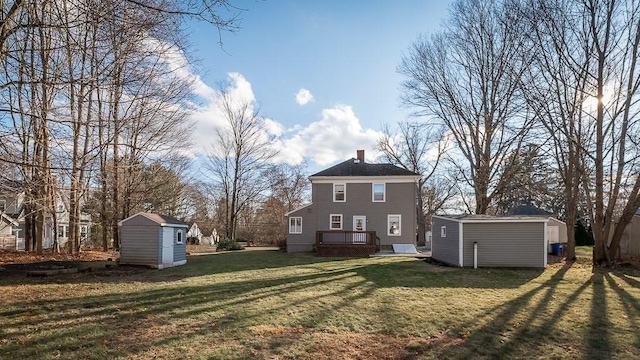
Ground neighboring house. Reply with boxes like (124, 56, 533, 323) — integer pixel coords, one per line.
(0, 184, 92, 251)
(619, 208, 640, 259)
(187, 222, 203, 244)
(431, 215, 550, 268)
(118, 212, 188, 268)
(286, 150, 420, 256)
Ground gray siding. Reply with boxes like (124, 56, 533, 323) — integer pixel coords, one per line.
(431, 217, 460, 266)
(287, 205, 317, 253)
(310, 182, 416, 247)
(462, 222, 545, 268)
(119, 224, 162, 266)
(287, 179, 418, 253)
(174, 228, 187, 263)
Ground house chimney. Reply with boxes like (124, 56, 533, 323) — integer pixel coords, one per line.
(356, 150, 365, 163)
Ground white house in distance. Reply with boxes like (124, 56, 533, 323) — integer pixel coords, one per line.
(0, 184, 92, 251)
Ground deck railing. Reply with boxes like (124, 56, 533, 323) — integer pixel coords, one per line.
(315, 230, 379, 256)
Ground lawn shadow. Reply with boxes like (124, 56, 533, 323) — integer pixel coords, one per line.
(421, 262, 591, 358)
(353, 257, 545, 289)
(0, 249, 352, 286)
(0, 263, 369, 359)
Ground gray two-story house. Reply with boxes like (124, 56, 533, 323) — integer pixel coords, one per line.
(286, 150, 420, 255)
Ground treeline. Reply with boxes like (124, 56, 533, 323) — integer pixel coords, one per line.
(395, 0, 640, 266)
(0, 0, 242, 254)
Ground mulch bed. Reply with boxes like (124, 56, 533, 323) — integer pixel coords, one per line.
(0, 249, 121, 277)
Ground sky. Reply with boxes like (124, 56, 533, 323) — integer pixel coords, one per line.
(184, 0, 453, 173)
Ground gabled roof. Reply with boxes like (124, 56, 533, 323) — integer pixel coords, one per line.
(119, 212, 188, 227)
(310, 158, 420, 177)
(0, 211, 19, 227)
(433, 214, 552, 223)
(506, 204, 554, 216)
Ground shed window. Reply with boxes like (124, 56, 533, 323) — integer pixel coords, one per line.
(333, 184, 345, 202)
(372, 183, 385, 202)
(388, 215, 401, 236)
(289, 217, 302, 234)
(176, 230, 183, 244)
(441, 226, 446, 238)
(330, 214, 343, 230)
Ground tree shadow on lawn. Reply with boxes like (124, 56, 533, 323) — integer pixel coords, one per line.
(0, 250, 353, 286)
(0, 264, 376, 359)
(417, 264, 640, 359)
(354, 258, 545, 289)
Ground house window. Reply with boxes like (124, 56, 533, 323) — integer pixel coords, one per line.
(441, 226, 446, 238)
(58, 225, 66, 238)
(289, 217, 302, 234)
(372, 183, 385, 202)
(330, 214, 343, 230)
(0, 200, 5, 212)
(176, 230, 184, 244)
(388, 215, 401, 236)
(81, 225, 87, 239)
(333, 183, 345, 202)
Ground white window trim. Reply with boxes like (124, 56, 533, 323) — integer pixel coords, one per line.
(388, 214, 401, 236)
(289, 217, 302, 234)
(333, 183, 346, 202)
(176, 230, 184, 244)
(330, 214, 343, 230)
(372, 183, 385, 202)
(441, 226, 447, 238)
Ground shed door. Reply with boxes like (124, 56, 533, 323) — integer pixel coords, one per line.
(547, 226, 559, 243)
(162, 227, 174, 267)
(352, 216, 366, 243)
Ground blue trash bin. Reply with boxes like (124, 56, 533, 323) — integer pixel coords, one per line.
(550, 243, 560, 255)
(557, 244, 564, 256)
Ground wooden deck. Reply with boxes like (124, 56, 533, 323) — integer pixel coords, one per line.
(315, 230, 379, 257)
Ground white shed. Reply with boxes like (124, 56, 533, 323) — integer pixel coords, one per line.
(118, 212, 188, 269)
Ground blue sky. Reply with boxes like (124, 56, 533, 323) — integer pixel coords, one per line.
(185, 1, 453, 172)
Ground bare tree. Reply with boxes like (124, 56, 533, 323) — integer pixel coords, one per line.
(520, 0, 594, 261)
(520, 0, 640, 265)
(377, 121, 449, 244)
(578, 0, 640, 265)
(399, 0, 536, 214)
(205, 85, 279, 240)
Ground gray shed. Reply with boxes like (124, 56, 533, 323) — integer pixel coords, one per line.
(118, 212, 188, 269)
(431, 215, 549, 268)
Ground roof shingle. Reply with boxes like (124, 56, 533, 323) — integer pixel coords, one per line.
(310, 158, 420, 177)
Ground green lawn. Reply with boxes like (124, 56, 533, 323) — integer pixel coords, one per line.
(1, 247, 639, 359)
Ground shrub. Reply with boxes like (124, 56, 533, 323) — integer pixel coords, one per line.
(276, 238, 287, 251)
(216, 238, 244, 251)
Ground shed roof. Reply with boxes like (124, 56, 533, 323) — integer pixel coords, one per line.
(506, 204, 554, 216)
(310, 158, 419, 177)
(433, 214, 552, 223)
(119, 212, 188, 227)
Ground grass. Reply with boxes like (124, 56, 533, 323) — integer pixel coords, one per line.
(1, 247, 639, 359)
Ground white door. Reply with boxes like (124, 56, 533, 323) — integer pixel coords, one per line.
(162, 227, 174, 267)
(353, 216, 366, 243)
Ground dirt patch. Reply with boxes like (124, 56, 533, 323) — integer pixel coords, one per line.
(0, 249, 120, 277)
(248, 325, 460, 360)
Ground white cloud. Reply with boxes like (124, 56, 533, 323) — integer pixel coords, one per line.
(188, 73, 382, 173)
(276, 104, 383, 167)
(295, 88, 314, 106)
